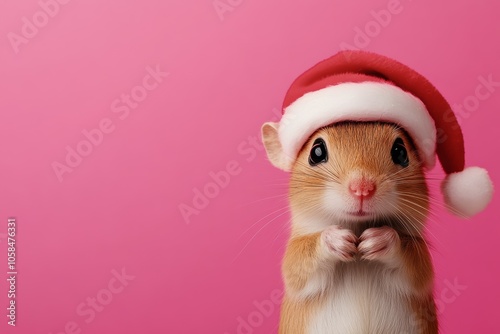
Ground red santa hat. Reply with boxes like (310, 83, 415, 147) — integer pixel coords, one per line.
(268, 50, 493, 218)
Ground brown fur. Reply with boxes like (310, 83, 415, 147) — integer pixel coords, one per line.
(274, 122, 437, 333)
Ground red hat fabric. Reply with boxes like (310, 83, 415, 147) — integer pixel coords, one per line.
(269, 50, 493, 217)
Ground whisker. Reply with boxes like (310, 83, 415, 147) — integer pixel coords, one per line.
(238, 194, 289, 208)
(238, 205, 290, 240)
(395, 199, 444, 249)
(232, 208, 293, 263)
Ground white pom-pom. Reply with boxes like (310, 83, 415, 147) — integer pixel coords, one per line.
(442, 167, 494, 218)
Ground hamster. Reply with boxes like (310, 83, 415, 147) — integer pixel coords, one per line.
(263, 121, 437, 334)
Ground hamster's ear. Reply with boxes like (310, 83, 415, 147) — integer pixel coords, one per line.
(261, 122, 290, 171)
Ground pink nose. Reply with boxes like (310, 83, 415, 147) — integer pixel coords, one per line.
(349, 179, 376, 199)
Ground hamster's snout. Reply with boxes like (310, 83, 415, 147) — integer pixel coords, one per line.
(349, 178, 376, 199)
(344, 175, 379, 217)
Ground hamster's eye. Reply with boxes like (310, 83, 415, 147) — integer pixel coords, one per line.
(309, 138, 328, 166)
(391, 138, 409, 167)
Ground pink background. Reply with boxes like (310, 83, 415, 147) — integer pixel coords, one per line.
(0, 0, 499, 333)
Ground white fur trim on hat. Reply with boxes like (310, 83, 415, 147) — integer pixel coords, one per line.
(442, 167, 494, 217)
(278, 82, 437, 171)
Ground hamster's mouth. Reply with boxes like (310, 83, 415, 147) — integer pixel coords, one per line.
(345, 210, 371, 217)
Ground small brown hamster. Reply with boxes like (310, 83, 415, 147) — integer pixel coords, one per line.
(262, 121, 437, 334)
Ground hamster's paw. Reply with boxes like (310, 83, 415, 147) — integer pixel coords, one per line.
(321, 225, 358, 262)
(358, 226, 401, 262)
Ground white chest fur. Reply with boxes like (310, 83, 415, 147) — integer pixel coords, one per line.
(306, 261, 418, 334)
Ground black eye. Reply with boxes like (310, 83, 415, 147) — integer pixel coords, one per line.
(391, 138, 409, 167)
(309, 138, 328, 166)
